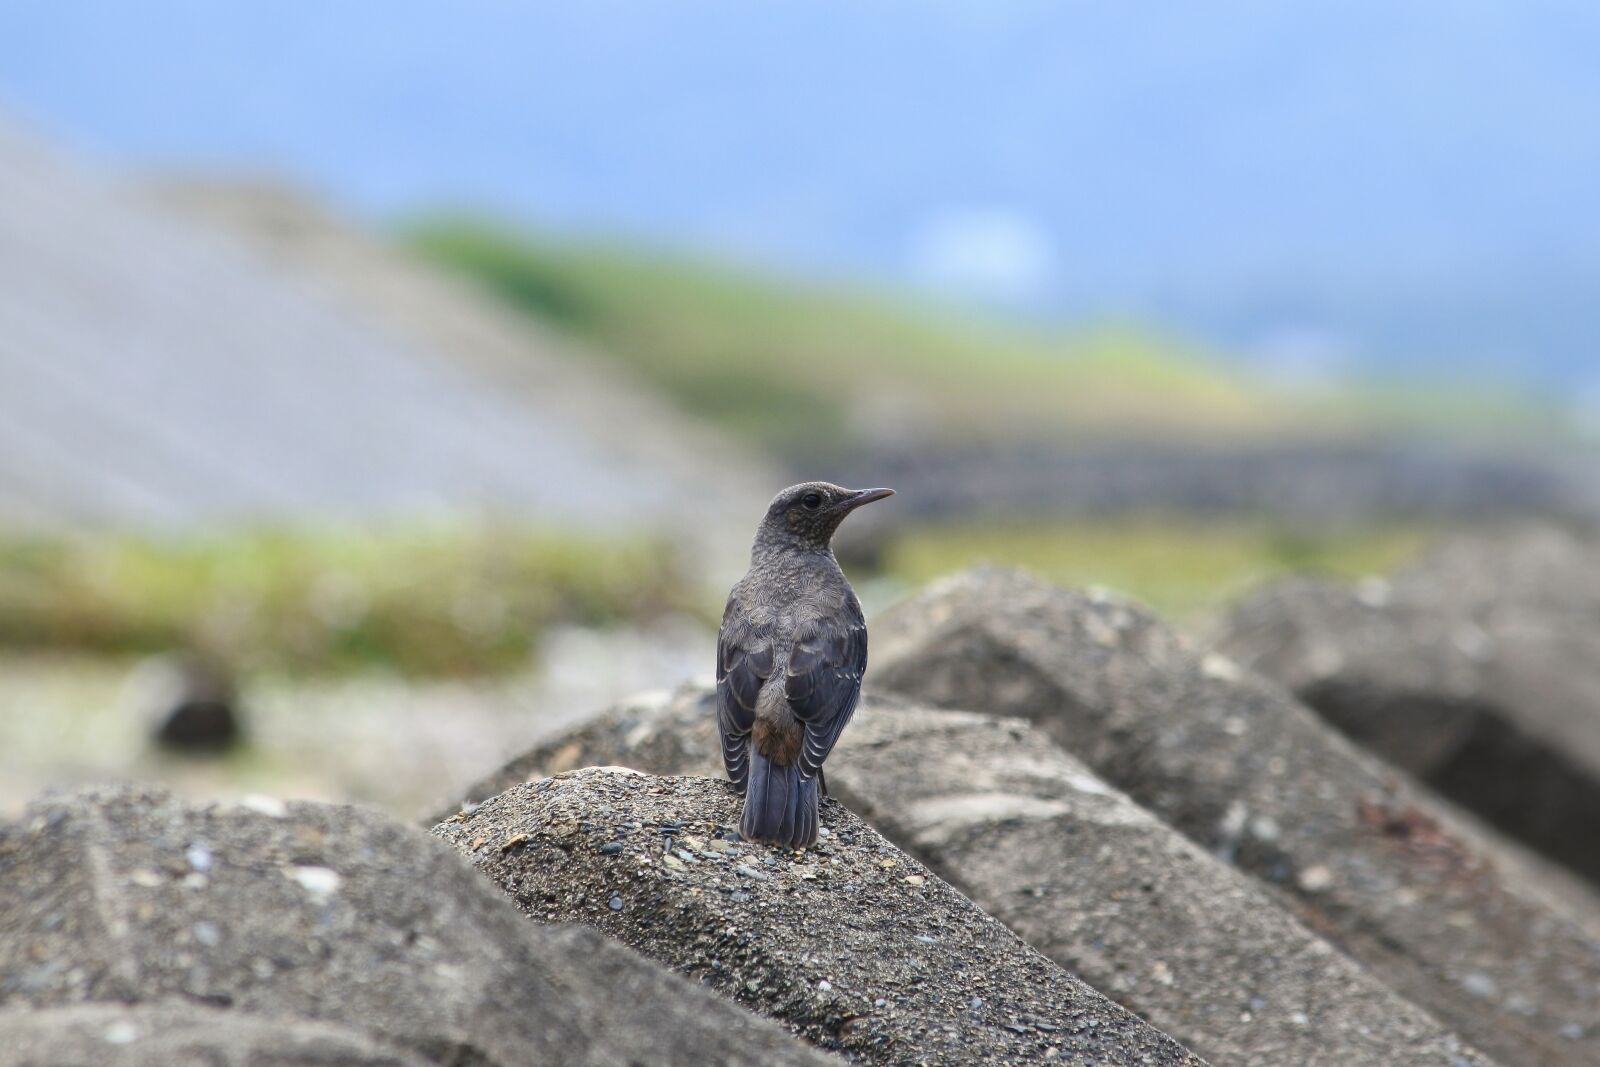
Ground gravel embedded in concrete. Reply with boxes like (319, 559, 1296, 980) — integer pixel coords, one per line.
(444, 686, 1499, 1067)
(433, 768, 1206, 1067)
(0, 784, 831, 1067)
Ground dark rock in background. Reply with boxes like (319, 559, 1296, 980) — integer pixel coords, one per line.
(0, 1003, 429, 1067)
(1215, 525, 1600, 886)
(869, 567, 1600, 1067)
(0, 785, 831, 1067)
(129, 654, 244, 754)
(432, 768, 1206, 1067)
(450, 687, 1497, 1067)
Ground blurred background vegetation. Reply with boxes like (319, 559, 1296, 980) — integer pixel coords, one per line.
(0, 526, 693, 676)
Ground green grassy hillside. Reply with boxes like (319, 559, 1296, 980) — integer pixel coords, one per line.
(408, 219, 1563, 452)
(406, 219, 1305, 452)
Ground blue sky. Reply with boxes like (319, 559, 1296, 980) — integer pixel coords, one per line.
(4, 2, 1599, 390)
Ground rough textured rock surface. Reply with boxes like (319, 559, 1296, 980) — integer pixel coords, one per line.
(868, 567, 1600, 1067)
(1215, 525, 1600, 885)
(432, 768, 1206, 1067)
(0, 1003, 428, 1067)
(443, 688, 1495, 1067)
(0, 784, 831, 1067)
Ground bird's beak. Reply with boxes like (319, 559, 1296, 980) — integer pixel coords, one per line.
(841, 487, 895, 512)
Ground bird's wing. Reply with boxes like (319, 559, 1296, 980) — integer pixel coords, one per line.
(715, 597, 773, 792)
(785, 595, 867, 781)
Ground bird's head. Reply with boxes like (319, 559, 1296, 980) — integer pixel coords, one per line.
(755, 481, 894, 553)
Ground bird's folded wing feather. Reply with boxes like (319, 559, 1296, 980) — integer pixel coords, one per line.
(785, 598, 867, 781)
(715, 600, 772, 791)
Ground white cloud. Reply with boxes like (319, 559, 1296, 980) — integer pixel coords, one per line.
(908, 207, 1056, 304)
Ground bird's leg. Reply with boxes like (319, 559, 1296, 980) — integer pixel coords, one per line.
(817, 766, 828, 797)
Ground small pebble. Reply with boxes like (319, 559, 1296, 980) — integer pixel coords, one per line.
(1297, 865, 1334, 892)
(192, 921, 221, 947)
(730, 891, 750, 903)
(102, 1021, 140, 1045)
(735, 864, 772, 882)
(288, 866, 341, 900)
(599, 841, 623, 855)
(235, 794, 288, 818)
(608, 896, 624, 911)
(185, 844, 213, 872)
(914, 934, 937, 944)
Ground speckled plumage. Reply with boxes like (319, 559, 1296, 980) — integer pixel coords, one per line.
(716, 481, 892, 848)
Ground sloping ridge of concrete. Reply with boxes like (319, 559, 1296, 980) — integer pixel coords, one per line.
(0, 783, 831, 1067)
(1214, 524, 1600, 886)
(440, 686, 1498, 1067)
(870, 566, 1600, 1067)
(433, 767, 1205, 1067)
(0, 1003, 430, 1067)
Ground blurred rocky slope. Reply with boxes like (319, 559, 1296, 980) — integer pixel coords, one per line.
(0, 123, 771, 559)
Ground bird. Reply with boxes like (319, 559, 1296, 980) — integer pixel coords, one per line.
(716, 481, 894, 849)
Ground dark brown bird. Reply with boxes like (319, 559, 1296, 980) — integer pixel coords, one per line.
(716, 481, 893, 848)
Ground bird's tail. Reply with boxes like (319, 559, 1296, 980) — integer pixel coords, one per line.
(740, 750, 819, 849)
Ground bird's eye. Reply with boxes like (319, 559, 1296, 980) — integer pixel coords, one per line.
(801, 492, 823, 509)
